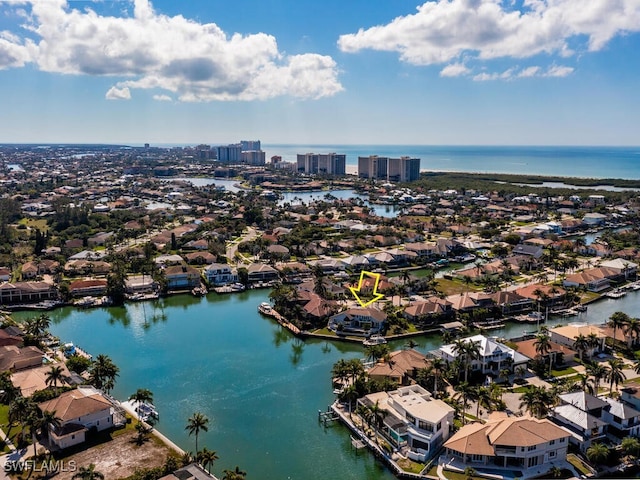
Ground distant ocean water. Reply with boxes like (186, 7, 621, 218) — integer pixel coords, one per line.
(262, 145, 640, 180)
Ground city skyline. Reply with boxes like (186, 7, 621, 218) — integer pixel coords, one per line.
(0, 0, 639, 145)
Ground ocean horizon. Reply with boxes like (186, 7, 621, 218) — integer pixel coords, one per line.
(261, 145, 640, 180)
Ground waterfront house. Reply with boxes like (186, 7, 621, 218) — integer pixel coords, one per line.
(124, 275, 158, 294)
(328, 307, 386, 337)
(68, 279, 108, 297)
(512, 338, 575, 369)
(160, 462, 219, 480)
(443, 412, 570, 471)
(0, 281, 57, 305)
(548, 324, 606, 357)
(490, 290, 533, 315)
(0, 329, 23, 347)
(246, 263, 279, 283)
(367, 349, 428, 385)
(0, 345, 44, 371)
(359, 384, 455, 462)
(164, 265, 201, 290)
(403, 297, 453, 325)
(11, 362, 74, 397)
(562, 266, 619, 292)
(551, 392, 609, 452)
(204, 263, 238, 286)
(38, 386, 116, 450)
(433, 335, 529, 377)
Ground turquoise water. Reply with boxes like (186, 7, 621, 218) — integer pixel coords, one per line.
(13, 288, 640, 478)
(263, 145, 640, 179)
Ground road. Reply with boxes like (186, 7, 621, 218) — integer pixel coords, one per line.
(226, 227, 259, 263)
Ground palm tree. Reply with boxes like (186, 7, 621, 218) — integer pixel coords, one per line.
(45, 365, 65, 395)
(463, 466, 476, 480)
(624, 317, 640, 348)
(129, 388, 154, 424)
(39, 409, 62, 444)
(222, 466, 247, 480)
(605, 358, 627, 395)
(534, 333, 553, 372)
(427, 357, 447, 398)
(518, 386, 556, 419)
(186, 412, 209, 456)
(586, 442, 610, 466)
(454, 382, 474, 424)
(515, 365, 526, 381)
(453, 339, 480, 383)
(548, 466, 563, 478)
(197, 447, 219, 474)
(88, 354, 120, 394)
(475, 386, 493, 418)
(586, 362, 608, 394)
(622, 436, 640, 459)
(608, 311, 630, 351)
(72, 464, 105, 480)
(573, 334, 590, 362)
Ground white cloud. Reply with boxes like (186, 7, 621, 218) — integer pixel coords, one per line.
(439, 62, 469, 77)
(338, 0, 640, 71)
(517, 66, 541, 78)
(473, 68, 516, 81)
(7, 0, 342, 101)
(153, 94, 172, 101)
(544, 65, 574, 77)
(0, 30, 33, 69)
(105, 86, 131, 100)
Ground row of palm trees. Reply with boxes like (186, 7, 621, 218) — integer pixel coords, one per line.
(608, 311, 640, 349)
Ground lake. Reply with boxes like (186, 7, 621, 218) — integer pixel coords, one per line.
(12, 288, 639, 478)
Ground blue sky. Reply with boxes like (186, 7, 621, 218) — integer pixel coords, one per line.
(0, 0, 639, 145)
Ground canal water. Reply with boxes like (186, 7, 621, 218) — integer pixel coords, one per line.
(12, 288, 639, 478)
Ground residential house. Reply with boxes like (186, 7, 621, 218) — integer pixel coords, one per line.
(184, 251, 217, 265)
(0, 267, 11, 282)
(404, 242, 438, 258)
(87, 231, 115, 247)
(445, 292, 494, 314)
(328, 307, 386, 337)
(164, 265, 201, 290)
(124, 275, 158, 294)
(159, 462, 219, 480)
(602, 397, 640, 439)
(0, 282, 57, 305)
(444, 412, 570, 471)
(562, 267, 619, 292)
(367, 349, 428, 385)
(0, 329, 23, 347)
(359, 385, 455, 461)
(246, 263, 279, 283)
(434, 335, 530, 377)
(38, 387, 116, 450)
(490, 291, 533, 315)
(403, 297, 453, 325)
(512, 338, 576, 369)
(549, 324, 606, 357)
(551, 392, 609, 452)
(204, 263, 238, 286)
(68, 279, 108, 297)
(0, 345, 44, 371)
(512, 244, 544, 259)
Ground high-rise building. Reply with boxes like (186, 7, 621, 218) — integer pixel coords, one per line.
(358, 156, 420, 182)
(241, 150, 266, 166)
(216, 144, 242, 164)
(241, 140, 261, 151)
(296, 153, 346, 175)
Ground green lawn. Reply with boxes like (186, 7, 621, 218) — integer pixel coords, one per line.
(396, 458, 425, 474)
(551, 367, 577, 377)
(567, 453, 593, 476)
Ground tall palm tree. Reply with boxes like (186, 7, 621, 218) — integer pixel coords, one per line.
(573, 334, 590, 362)
(605, 358, 627, 395)
(45, 365, 65, 395)
(518, 386, 556, 419)
(454, 382, 474, 424)
(586, 362, 608, 394)
(197, 447, 219, 474)
(608, 311, 630, 351)
(39, 409, 62, 444)
(129, 388, 154, 424)
(475, 386, 493, 418)
(624, 317, 640, 348)
(88, 354, 120, 394)
(427, 357, 447, 398)
(453, 339, 480, 383)
(186, 412, 209, 456)
(72, 464, 105, 480)
(534, 333, 553, 373)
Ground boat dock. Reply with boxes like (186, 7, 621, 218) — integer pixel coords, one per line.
(318, 407, 340, 427)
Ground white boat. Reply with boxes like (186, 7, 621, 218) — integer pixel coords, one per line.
(258, 302, 274, 315)
(363, 335, 387, 346)
(135, 401, 159, 421)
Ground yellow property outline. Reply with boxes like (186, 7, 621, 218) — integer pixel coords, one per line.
(349, 270, 385, 307)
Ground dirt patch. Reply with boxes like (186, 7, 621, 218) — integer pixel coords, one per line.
(35, 428, 178, 480)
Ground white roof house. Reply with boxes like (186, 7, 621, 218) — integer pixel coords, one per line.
(436, 335, 530, 375)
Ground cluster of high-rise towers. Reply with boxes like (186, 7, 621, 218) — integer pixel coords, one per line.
(296, 152, 420, 182)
